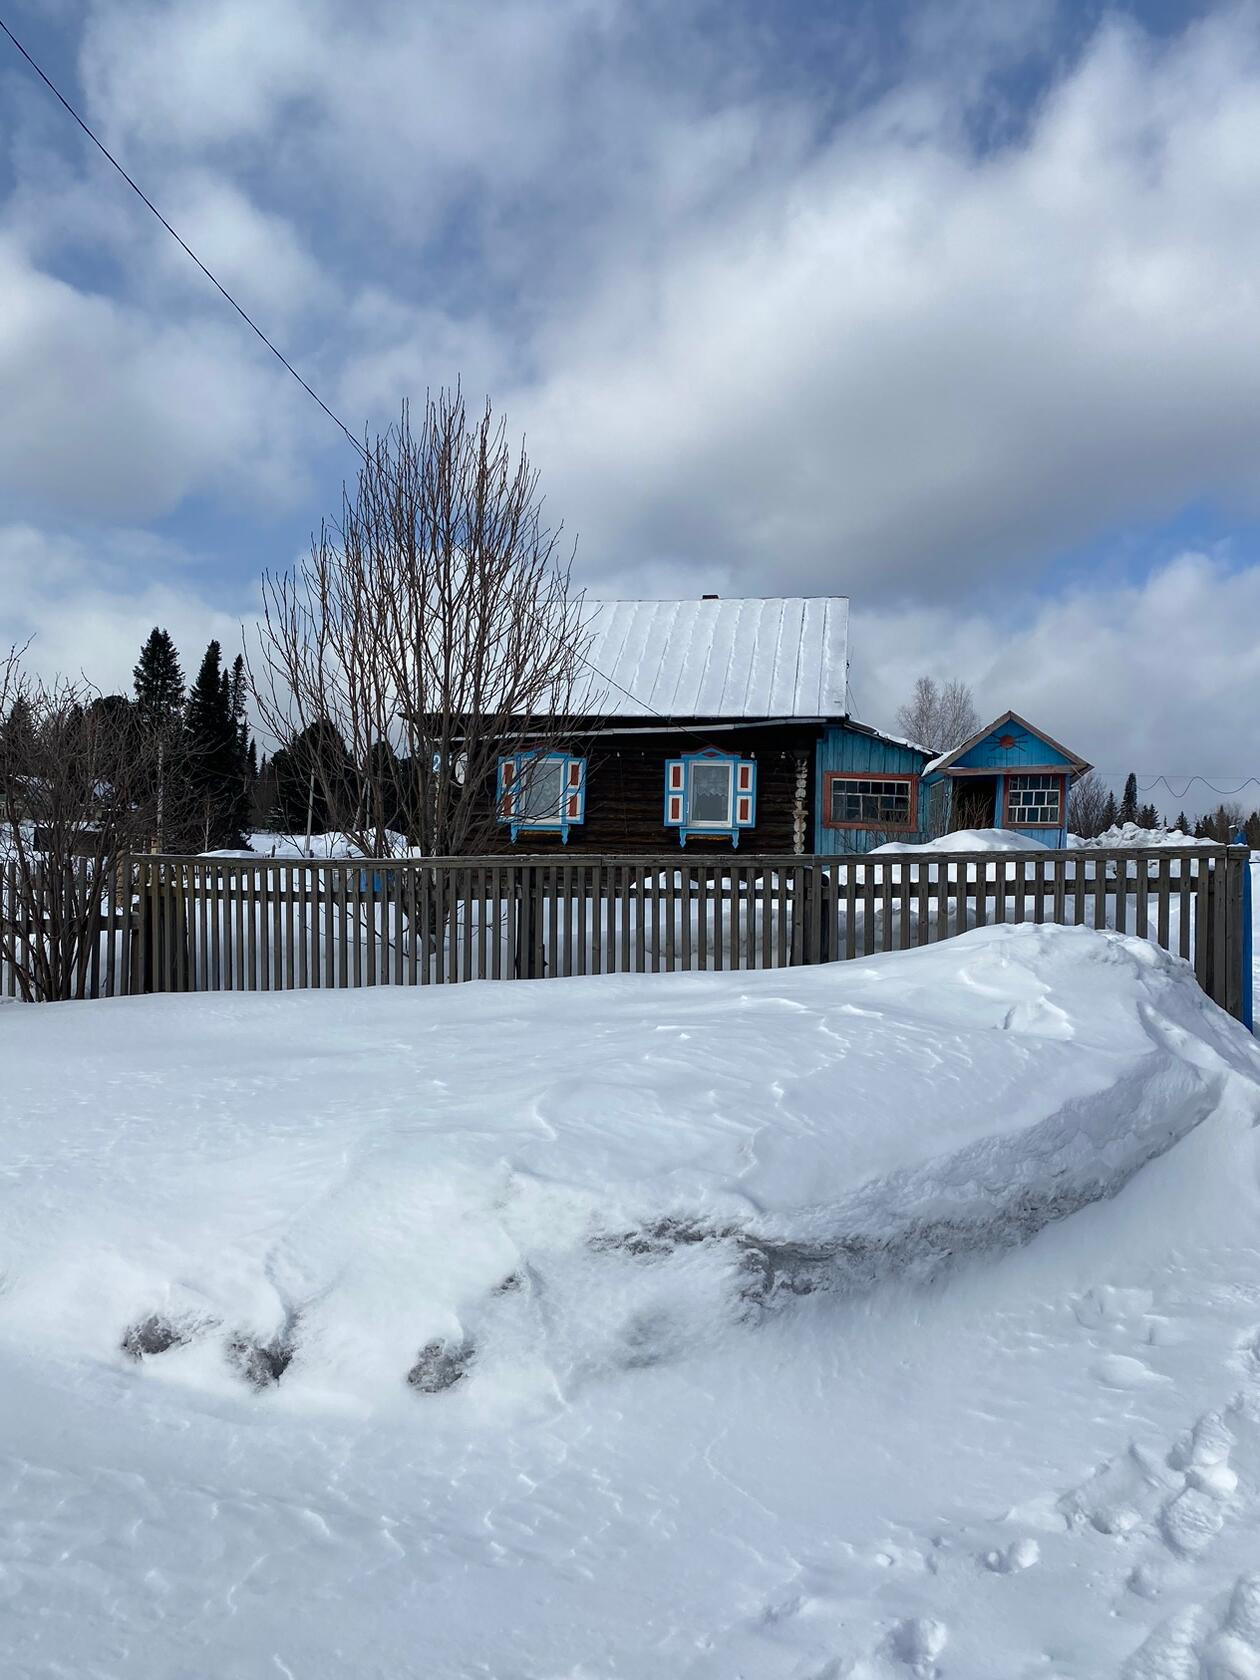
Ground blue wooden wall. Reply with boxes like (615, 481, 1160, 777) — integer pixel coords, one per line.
(923, 719, 1078, 848)
(949, 720, 1075, 774)
(813, 727, 931, 854)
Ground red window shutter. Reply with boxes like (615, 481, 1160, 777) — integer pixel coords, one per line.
(668, 762, 684, 791)
(737, 795, 751, 824)
(498, 757, 516, 819)
(567, 793, 580, 819)
(668, 794, 683, 823)
(568, 761, 582, 787)
(737, 763, 752, 793)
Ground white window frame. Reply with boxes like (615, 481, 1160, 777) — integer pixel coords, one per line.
(685, 758, 735, 829)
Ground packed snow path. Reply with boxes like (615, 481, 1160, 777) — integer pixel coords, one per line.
(2, 923, 1260, 1678)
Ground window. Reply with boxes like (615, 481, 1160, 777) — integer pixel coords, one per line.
(664, 751, 756, 846)
(823, 772, 918, 831)
(689, 761, 733, 825)
(518, 756, 566, 822)
(498, 751, 586, 842)
(1005, 774, 1062, 827)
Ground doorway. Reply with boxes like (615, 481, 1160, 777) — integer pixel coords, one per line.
(951, 776, 999, 832)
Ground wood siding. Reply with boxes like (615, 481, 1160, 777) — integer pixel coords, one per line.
(813, 727, 932, 854)
(925, 720, 1080, 849)
(483, 722, 820, 856)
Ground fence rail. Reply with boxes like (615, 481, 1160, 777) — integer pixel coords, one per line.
(1, 846, 1252, 1022)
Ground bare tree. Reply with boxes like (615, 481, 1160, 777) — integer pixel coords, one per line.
(0, 648, 195, 1001)
(895, 677, 980, 754)
(251, 392, 599, 858)
(1067, 769, 1110, 838)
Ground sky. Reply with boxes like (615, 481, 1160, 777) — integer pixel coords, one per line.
(2, 0, 1260, 814)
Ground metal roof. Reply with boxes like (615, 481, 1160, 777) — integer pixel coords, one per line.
(574, 597, 849, 720)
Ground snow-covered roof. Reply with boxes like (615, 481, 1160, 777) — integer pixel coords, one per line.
(574, 597, 848, 720)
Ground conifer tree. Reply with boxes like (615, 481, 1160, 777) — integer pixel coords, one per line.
(1101, 790, 1119, 831)
(185, 640, 243, 849)
(132, 628, 184, 727)
(132, 627, 187, 849)
(226, 654, 255, 843)
(1120, 772, 1139, 826)
(1174, 811, 1190, 835)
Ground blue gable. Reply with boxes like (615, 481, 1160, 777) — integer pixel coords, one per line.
(947, 720, 1076, 773)
(919, 711, 1088, 850)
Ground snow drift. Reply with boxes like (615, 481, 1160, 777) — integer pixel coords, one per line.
(1, 924, 1254, 1415)
(4, 924, 1260, 1678)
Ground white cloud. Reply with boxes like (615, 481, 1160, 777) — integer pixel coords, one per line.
(0, 523, 255, 691)
(1, 0, 1259, 795)
(56, 3, 1260, 596)
(0, 236, 312, 520)
(853, 550, 1260, 805)
(509, 8, 1260, 596)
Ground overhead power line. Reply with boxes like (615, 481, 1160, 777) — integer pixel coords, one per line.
(7, 19, 1255, 786)
(0, 13, 720, 743)
(0, 16, 365, 461)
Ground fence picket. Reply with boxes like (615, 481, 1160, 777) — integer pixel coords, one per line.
(1, 848, 1245, 1023)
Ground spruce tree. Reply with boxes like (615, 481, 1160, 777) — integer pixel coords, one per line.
(1101, 790, 1119, 831)
(132, 628, 184, 727)
(184, 640, 243, 849)
(1120, 772, 1139, 826)
(131, 628, 187, 848)
(226, 654, 255, 843)
(1174, 811, 1190, 835)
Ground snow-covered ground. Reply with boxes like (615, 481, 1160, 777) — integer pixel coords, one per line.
(3, 924, 1260, 1677)
(208, 829, 413, 859)
(1072, 823, 1219, 851)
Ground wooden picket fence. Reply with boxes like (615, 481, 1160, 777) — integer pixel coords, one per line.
(1, 845, 1251, 1021)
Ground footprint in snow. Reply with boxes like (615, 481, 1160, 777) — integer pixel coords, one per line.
(1124, 1575, 1260, 1679)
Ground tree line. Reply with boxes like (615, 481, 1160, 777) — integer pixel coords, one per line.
(1068, 768, 1259, 844)
(0, 631, 257, 1000)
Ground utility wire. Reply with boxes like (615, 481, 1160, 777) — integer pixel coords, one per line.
(0, 16, 367, 462)
(7, 19, 1251, 784)
(1134, 775, 1260, 801)
(0, 14, 729, 746)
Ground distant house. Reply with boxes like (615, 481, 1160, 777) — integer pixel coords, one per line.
(491, 599, 1089, 854)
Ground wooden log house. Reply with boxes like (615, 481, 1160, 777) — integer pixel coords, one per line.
(488, 597, 1092, 857)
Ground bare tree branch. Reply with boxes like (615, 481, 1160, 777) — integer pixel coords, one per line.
(0, 650, 202, 1000)
(249, 391, 600, 857)
(895, 677, 980, 754)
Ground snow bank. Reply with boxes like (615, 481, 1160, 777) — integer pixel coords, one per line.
(872, 826, 1047, 855)
(1072, 822, 1217, 850)
(4, 927, 1260, 1677)
(1, 924, 1250, 1415)
(206, 828, 413, 859)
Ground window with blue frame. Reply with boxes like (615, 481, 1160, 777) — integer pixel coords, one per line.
(497, 751, 586, 843)
(664, 749, 756, 847)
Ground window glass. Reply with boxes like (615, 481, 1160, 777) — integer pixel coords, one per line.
(1007, 775, 1061, 824)
(829, 777, 913, 828)
(518, 757, 565, 821)
(689, 761, 732, 824)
